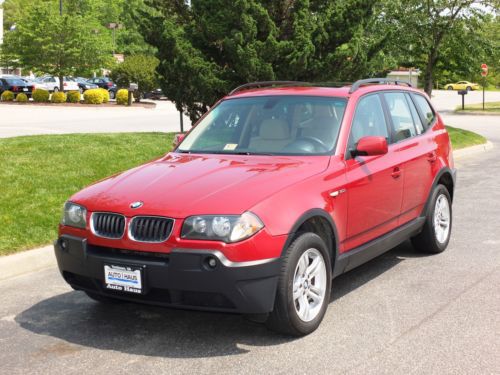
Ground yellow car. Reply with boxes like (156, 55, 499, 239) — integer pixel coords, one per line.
(444, 81, 480, 91)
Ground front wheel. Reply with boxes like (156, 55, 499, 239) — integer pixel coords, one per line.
(109, 90, 116, 99)
(447, 86, 453, 90)
(466, 86, 472, 91)
(411, 184, 452, 253)
(266, 233, 331, 336)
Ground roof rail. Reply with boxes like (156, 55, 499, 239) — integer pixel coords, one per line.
(349, 78, 412, 94)
(229, 81, 308, 95)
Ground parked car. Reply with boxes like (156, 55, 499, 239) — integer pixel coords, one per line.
(444, 81, 480, 91)
(0, 76, 35, 97)
(67, 77, 98, 93)
(35, 76, 79, 92)
(87, 77, 117, 99)
(143, 88, 165, 100)
(55, 79, 456, 336)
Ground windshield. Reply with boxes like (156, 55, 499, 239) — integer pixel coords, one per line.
(179, 96, 346, 155)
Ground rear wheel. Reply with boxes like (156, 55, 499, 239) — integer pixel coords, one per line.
(466, 86, 472, 91)
(53, 87, 59, 92)
(411, 184, 452, 253)
(266, 233, 331, 336)
(447, 86, 453, 90)
(109, 90, 116, 100)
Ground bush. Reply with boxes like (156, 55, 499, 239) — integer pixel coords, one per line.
(67, 91, 81, 103)
(116, 89, 130, 105)
(16, 93, 28, 103)
(32, 89, 50, 103)
(98, 88, 110, 103)
(51, 91, 67, 103)
(83, 88, 103, 104)
(1, 90, 15, 101)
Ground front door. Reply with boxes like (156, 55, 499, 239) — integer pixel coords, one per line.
(344, 94, 404, 251)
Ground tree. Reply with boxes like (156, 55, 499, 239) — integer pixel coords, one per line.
(137, 0, 390, 121)
(2, 1, 113, 90)
(387, 0, 496, 95)
(110, 54, 159, 100)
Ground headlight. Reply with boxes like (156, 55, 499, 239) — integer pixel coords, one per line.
(61, 202, 87, 229)
(181, 212, 264, 243)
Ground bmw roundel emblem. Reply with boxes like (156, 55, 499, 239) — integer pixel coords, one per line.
(130, 201, 143, 209)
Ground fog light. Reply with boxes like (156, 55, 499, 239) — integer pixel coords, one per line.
(60, 239, 67, 250)
(207, 257, 217, 268)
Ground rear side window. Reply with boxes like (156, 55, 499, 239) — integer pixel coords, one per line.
(348, 94, 389, 152)
(413, 94, 435, 128)
(405, 94, 424, 134)
(383, 92, 417, 142)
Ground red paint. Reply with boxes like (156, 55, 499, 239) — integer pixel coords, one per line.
(60, 83, 453, 262)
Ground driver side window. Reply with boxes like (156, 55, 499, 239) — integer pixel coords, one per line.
(347, 94, 388, 156)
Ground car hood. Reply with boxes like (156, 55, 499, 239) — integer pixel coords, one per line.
(71, 153, 330, 218)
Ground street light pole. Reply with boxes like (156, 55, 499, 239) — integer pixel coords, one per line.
(59, 0, 62, 16)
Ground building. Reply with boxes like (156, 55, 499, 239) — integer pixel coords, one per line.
(387, 69, 420, 87)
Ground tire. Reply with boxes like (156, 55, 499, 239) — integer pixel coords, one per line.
(53, 87, 59, 92)
(447, 86, 453, 90)
(466, 86, 472, 91)
(411, 184, 452, 254)
(84, 291, 122, 304)
(79, 88, 83, 94)
(266, 232, 331, 336)
(109, 90, 116, 100)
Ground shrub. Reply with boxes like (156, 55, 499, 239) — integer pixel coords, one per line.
(67, 91, 81, 103)
(16, 93, 28, 103)
(83, 88, 103, 104)
(51, 91, 67, 103)
(1, 90, 15, 101)
(33, 89, 50, 103)
(116, 89, 130, 105)
(98, 88, 110, 103)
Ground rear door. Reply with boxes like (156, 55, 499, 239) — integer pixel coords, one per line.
(381, 91, 436, 225)
(344, 93, 404, 250)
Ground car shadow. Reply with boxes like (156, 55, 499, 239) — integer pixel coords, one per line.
(15, 240, 424, 358)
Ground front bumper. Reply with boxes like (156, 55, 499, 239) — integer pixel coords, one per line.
(54, 235, 281, 314)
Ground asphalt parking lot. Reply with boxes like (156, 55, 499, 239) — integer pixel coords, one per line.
(0, 91, 499, 374)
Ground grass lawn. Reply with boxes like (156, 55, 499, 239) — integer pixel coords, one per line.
(446, 126, 487, 150)
(455, 101, 500, 113)
(0, 132, 174, 255)
(0, 128, 487, 255)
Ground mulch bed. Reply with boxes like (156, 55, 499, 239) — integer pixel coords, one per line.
(0, 101, 156, 108)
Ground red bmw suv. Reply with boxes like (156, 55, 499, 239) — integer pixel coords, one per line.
(55, 79, 456, 336)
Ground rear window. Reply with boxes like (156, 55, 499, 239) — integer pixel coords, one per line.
(5, 79, 26, 86)
(413, 94, 435, 128)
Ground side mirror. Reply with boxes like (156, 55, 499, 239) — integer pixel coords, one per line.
(354, 136, 388, 157)
(172, 133, 186, 149)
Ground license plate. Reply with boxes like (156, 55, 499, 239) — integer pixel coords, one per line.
(23, 88, 28, 91)
(104, 264, 142, 294)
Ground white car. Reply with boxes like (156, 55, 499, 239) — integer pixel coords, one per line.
(35, 76, 79, 92)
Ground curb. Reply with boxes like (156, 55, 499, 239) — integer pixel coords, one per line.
(0, 245, 56, 281)
(453, 111, 499, 116)
(453, 141, 494, 160)
(0, 141, 494, 281)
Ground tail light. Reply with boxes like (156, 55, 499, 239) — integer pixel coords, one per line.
(12, 86, 18, 91)
(64, 82, 68, 87)
(107, 82, 113, 87)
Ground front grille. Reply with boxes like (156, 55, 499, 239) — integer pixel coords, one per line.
(91, 213, 126, 239)
(129, 216, 174, 243)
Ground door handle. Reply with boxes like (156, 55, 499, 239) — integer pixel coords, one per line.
(391, 167, 401, 179)
(427, 151, 437, 163)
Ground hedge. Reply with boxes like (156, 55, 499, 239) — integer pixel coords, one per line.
(1, 90, 15, 101)
(51, 91, 67, 103)
(98, 88, 110, 103)
(83, 88, 103, 104)
(116, 89, 130, 105)
(16, 93, 28, 103)
(67, 91, 81, 103)
(33, 89, 50, 103)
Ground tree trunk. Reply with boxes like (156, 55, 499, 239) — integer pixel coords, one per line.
(59, 73, 64, 92)
(423, 49, 439, 97)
